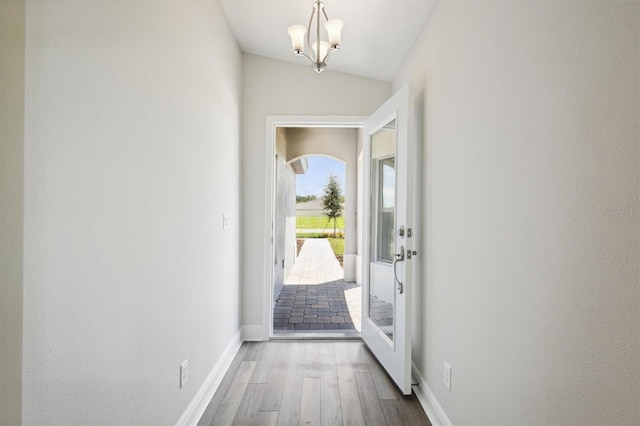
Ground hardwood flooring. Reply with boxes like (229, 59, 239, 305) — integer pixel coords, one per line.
(198, 341, 432, 426)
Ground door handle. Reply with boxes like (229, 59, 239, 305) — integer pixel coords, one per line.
(393, 245, 405, 294)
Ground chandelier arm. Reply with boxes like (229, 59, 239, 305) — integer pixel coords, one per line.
(316, 1, 321, 63)
(297, 52, 315, 64)
(306, 7, 315, 61)
(321, 51, 330, 64)
(321, 46, 337, 64)
(322, 9, 329, 21)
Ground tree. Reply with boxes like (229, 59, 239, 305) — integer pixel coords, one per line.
(322, 174, 344, 234)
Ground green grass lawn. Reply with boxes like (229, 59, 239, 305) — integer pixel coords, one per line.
(327, 238, 344, 257)
(296, 216, 345, 230)
(296, 232, 325, 238)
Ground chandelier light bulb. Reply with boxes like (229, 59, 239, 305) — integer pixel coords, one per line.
(312, 41, 330, 63)
(324, 19, 343, 49)
(287, 25, 306, 54)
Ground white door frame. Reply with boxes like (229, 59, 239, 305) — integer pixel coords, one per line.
(263, 116, 367, 339)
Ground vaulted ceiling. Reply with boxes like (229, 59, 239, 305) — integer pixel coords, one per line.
(219, 0, 437, 82)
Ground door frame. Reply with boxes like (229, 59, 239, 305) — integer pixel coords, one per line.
(263, 116, 367, 339)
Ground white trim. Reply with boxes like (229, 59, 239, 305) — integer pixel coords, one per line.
(263, 126, 274, 340)
(267, 115, 367, 129)
(242, 325, 267, 341)
(264, 115, 367, 338)
(176, 329, 243, 426)
(411, 362, 453, 426)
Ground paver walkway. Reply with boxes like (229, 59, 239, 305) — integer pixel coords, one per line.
(285, 238, 343, 284)
(274, 238, 361, 334)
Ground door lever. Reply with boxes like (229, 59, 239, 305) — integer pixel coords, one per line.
(393, 246, 405, 294)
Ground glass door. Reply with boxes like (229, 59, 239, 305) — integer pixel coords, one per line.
(361, 86, 413, 394)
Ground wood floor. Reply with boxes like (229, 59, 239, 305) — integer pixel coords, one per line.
(198, 341, 432, 426)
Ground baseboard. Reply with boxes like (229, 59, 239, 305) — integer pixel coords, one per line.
(176, 329, 243, 426)
(411, 362, 453, 426)
(241, 325, 266, 341)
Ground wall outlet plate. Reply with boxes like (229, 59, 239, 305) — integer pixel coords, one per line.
(444, 361, 451, 391)
(180, 359, 189, 389)
(223, 214, 231, 230)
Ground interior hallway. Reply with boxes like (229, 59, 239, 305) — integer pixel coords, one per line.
(198, 341, 431, 426)
(3, 1, 638, 425)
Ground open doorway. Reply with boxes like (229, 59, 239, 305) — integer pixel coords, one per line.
(269, 125, 363, 337)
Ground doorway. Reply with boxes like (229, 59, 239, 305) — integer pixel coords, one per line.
(264, 117, 366, 338)
(264, 86, 414, 393)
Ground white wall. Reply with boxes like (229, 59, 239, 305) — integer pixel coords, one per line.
(22, 1, 242, 424)
(273, 128, 289, 303)
(394, 1, 640, 424)
(0, 0, 25, 424)
(284, 164, 296, 285)
(241, 54, 390, 330)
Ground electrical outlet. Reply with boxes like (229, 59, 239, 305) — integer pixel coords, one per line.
(180, 360, 189, 389)
(443, 361, 451, 391)
(223, 214, 231, 230)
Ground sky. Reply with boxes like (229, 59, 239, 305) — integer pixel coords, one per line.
(296, 156, 345, 197)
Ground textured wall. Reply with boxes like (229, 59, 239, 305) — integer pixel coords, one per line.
(0, 0, 25, 424)
(393, 1, 640, 423)
(22, 1, 242, 423)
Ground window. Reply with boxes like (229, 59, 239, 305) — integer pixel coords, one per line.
(376, 157, 395, 262)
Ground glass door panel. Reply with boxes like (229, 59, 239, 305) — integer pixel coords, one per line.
(368, 119, 397, 342)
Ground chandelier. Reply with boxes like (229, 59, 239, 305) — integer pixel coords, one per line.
(287, 0, 344, 73)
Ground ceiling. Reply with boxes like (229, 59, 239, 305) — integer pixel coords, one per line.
(219, 0, 437, 82)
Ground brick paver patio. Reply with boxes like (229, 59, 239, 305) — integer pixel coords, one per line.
(274, 239, 361, 334)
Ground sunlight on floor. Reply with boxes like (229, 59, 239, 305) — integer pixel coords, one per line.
(344, 286, 362, 332)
